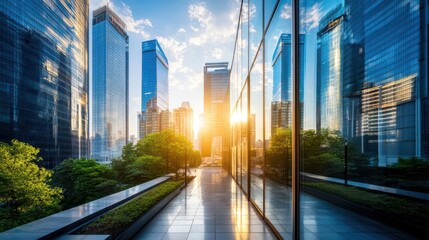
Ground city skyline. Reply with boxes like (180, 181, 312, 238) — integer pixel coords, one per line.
(89, 0, 241, 139)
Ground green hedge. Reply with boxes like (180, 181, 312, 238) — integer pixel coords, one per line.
(78, 180, 183, 237)
(305, 182, 429, 228)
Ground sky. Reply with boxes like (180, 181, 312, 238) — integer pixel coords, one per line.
(89, 0, 241, 139)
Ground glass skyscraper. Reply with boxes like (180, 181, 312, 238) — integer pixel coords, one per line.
(139, 39, 169, 139)
(316, 5, 345, 134)
(271, 33, 304, 134)
(91, 6, 129, 163)
(0, 0, 89, 168)
(201, 62, 230, 167)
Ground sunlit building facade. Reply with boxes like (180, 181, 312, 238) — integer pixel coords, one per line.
(173, 102, 193, 143)
(316, 5, 345, 134)
(91, 6, 128, 163)
(202, 62, 230, 167)
(230, 0, 428, 239)
(139, 39, 169, 139)
(0, 0, 89, 168)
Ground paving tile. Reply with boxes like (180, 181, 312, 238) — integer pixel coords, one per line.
(167, 225, 191, 233)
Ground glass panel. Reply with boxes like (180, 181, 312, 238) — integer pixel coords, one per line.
(242, 82, 249, 194)
(264, 0, 279, 31)
(237, 98, 242, 186)
(299, 0, 428, 239)
(250, 48, 264, 210)
(242, 0, 249, 84)
(264, 0, 293, 238)
(249, 0, 263, 62)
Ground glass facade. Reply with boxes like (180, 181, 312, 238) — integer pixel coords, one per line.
(139, 39, 169, 139)
(0, 0, 89, 168)
(230, 0, 429, 239)
(91, 6, 128, 163)
(201, 62, 231, 169)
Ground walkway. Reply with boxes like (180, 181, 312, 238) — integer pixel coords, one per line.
(134, 168, 416, 240)
(133, 167, 276, 240)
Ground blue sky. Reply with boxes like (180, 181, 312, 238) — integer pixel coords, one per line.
(90, 0, 241, 138)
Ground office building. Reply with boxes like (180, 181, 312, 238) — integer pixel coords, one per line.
(316, 5, 345, 134)
(202, 62, 230, 167)
(91, 6, 128, 163)
(271, 33, 305, 134)
(139, 39, 169, 139)
(173, 102, 193, 143)
(0, 0, 89, 167)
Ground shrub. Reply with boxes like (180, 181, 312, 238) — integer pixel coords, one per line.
(79, 180, 184, 237)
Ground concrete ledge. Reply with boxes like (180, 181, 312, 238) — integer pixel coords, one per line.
(0, 176, 171, 240)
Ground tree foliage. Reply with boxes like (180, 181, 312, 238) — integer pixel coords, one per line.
(0, 140, 62, 231)
(0, 140, 62, 214)
(52, 158, 118, 208)
(135, 129, 201, 173)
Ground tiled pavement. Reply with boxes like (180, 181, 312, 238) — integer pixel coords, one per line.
(133, 167, 276, 240)
(134, 167, 417, 240)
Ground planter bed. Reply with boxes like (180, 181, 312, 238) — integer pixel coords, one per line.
(303, 181, 429, 238)
(76, 179, 185, 239)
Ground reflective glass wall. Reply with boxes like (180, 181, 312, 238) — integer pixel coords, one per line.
(230, 0, 429, 239)
(0, 0, 89, 168)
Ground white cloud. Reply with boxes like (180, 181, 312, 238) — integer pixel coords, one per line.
(280, 3, 322, 31)
(178, 28, 186, 33)
(302, 3, 321, 31)
(187, 2, 238, 47)
(241, 2, 256, 23)
(190, 26, 200, 32)
(91, 1, 153, 39)
(118, 2, 152, 39)
(211, 48, 223, 59)
(188, 2, 212, 28)
(280, 4, 292, 19)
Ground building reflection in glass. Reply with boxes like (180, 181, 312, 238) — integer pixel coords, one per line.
(0, 0, 89, 168)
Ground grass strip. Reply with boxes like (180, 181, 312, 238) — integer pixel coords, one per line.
(304, 181, 429, 228)
(78, 180, 184, 236)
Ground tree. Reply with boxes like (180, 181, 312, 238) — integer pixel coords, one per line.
(112, 143, 137, 182)
(124, 155, 165, 184)
(135, 130, 195, 173)
(52, 158, 118, 208)
(0, 140, 62, 217)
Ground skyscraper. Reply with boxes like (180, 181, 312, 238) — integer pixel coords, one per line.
(315, 0, 428, 163)
(202, 62, 230, 166)
(0, 0, 89, 168)
(139, 39, 169, 139)
(91, 6, 128, 163)
(271, 33, 305, 134)
(316, 5, 345, 134)
(173, 102, 194, 143)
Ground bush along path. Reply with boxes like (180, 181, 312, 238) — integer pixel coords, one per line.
(77, 179, 184, 238)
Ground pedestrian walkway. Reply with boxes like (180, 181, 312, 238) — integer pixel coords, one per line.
(134, 167, 416, 240)
(133, 167, 276, 240)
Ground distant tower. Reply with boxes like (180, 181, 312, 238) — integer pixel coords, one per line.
(92, 5, 129, 163)
(202, 62, 230, 168)
(139, 39, 169, 139)
(271, 33, 305, 134)
(173, 102, 194, 143)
